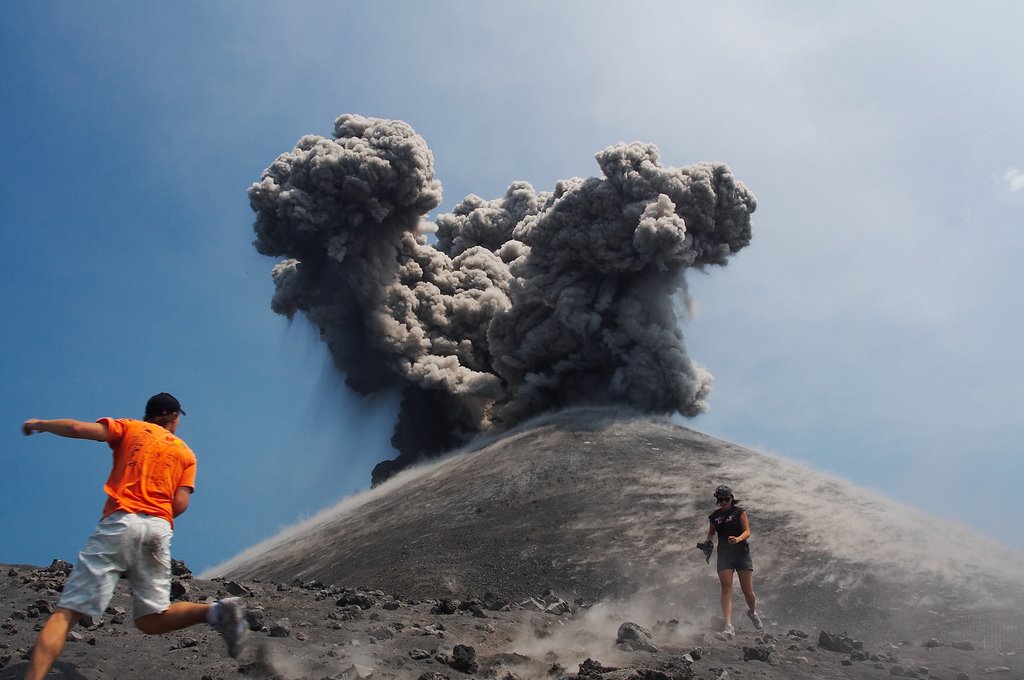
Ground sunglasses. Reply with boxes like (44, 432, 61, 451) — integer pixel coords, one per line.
(717, 497, 732, 503)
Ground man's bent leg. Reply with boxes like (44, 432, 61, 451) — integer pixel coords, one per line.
(24, 607, 82, 680)
(134, 602, 210, 635)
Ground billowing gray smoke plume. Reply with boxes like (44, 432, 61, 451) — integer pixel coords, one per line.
(249, 115, 756, 482)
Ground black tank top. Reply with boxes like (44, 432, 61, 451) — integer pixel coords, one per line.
(709, 506, 748, 545)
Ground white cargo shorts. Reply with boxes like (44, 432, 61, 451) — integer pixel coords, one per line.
(57, 511, 173, 620)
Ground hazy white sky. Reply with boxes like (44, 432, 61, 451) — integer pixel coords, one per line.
(1, 1, 1021, 572)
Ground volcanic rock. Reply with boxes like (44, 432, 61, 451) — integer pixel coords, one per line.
(616, 622, 658, 652)
(449, 644, 478, 674)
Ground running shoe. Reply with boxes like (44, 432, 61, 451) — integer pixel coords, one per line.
(747, 609, 763, 631)
(722, 623, 735, 636)
(212, 597, 248, 658)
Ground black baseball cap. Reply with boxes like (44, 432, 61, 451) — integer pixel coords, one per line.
(145, 392, 186, 418)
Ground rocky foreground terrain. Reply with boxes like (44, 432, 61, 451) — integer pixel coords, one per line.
(1, 560, 1020, 680)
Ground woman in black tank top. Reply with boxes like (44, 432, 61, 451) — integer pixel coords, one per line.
(703, 485, 763, 636)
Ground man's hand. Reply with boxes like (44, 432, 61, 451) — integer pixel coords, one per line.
(22, 419, 43, 436)
(728, 536, 739, 544)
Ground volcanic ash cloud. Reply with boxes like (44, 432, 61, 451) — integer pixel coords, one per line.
(248, 114, 757, 481)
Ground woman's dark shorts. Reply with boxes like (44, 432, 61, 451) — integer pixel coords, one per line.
(717, 542, 753, 572)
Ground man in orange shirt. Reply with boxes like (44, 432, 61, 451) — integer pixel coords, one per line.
(21, 393, 247, 680)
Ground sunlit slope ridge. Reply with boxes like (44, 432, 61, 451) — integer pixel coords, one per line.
(211, 408, 1023, 637)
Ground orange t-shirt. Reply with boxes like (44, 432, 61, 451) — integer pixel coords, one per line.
(97, 418, 197, 527)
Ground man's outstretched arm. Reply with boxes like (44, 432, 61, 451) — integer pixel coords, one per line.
(22, 419, 108, 441)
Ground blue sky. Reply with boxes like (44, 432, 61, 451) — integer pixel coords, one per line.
(2, 2, 1021, 573)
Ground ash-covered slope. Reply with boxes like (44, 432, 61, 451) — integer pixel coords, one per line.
(209, 408, 1024, 641)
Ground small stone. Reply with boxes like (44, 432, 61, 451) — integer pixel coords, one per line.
(368, 624, 393, 641)
(269, 619, 292, 638)
(224, 581, 252, 597)
(952, 641, 975, 651)
(410, 649, 431, 660)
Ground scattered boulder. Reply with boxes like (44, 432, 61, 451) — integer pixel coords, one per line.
(268, 618, 292, 638)
(432, 599, 459, 615)
(482, 591, 509, 611)
(337, 591, 375, 610)
(818, 630, 862, 654)
(170, 559, 192, 578)
(578, 658, 618, 677)
(224, 581, 252, 597)
(617, 622, 659, 652)
(742, 646, 773, 663)
(367, 623, 393, 641)
(46, 559, 73, 576)
(334, 604, 365, 621)
(245, 606, 266, 631)
(450, 644, 478, 674)
(170, 579, 190, 601)
(519, 597, 545, 612)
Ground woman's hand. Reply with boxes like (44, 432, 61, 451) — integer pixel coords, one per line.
(727, 536, 739, 544)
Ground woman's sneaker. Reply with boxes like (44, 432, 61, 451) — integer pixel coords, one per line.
(212, 597, 248, 658)
(747, 609, 764, 631)
(721, 623, 735, 637)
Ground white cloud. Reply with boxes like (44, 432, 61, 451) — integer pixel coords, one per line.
(1004, 167, 1024, 192)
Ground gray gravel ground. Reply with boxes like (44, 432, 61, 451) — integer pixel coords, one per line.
(2, 561, 1021, 680)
